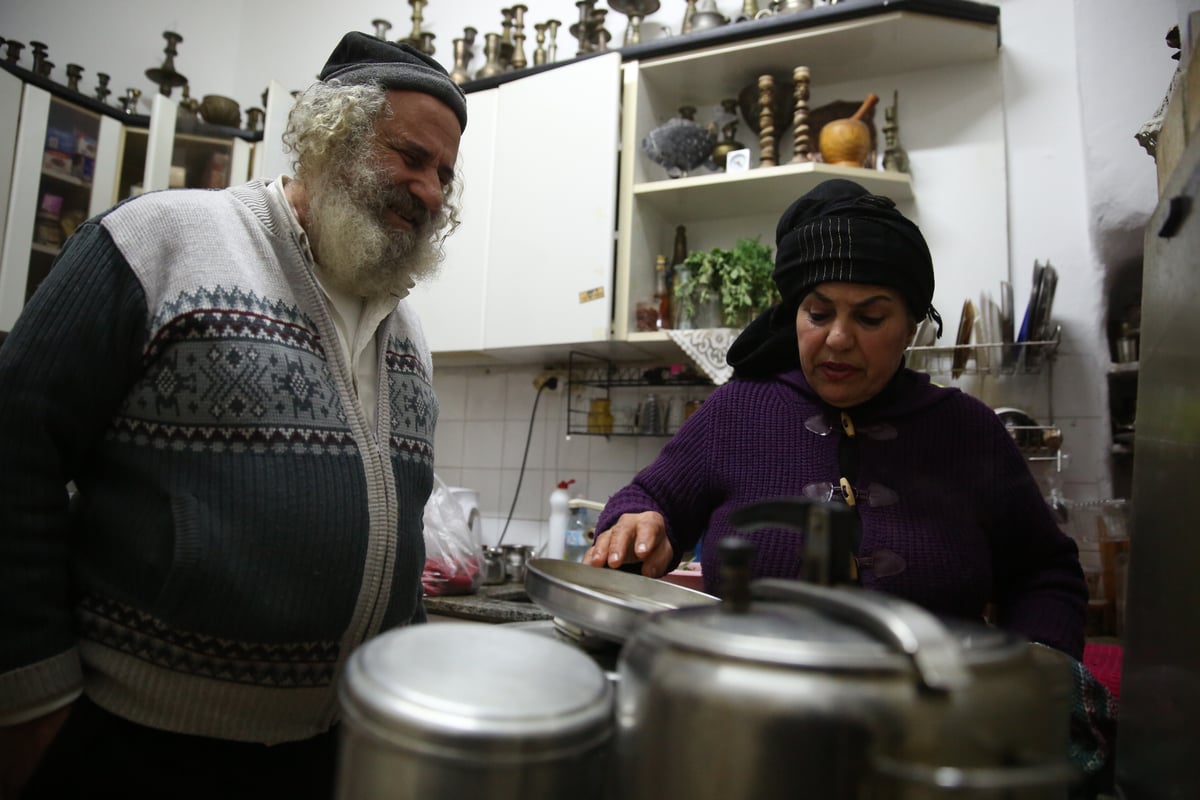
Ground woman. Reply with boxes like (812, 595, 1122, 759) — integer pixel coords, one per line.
(585, 179, 1088, 660)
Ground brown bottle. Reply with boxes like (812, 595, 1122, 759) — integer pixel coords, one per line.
(671, 224, 688, 267)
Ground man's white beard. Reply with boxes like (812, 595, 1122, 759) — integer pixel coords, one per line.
(305, 157, 446, 300)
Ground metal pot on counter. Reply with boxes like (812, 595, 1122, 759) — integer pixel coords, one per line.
(614, 502, 1078, 799)
(335, 623, 612, 800)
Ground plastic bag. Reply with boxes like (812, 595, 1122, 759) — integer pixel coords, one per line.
(421, 475, 482, 597)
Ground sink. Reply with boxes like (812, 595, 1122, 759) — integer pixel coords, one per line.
(483, 586, 533, 603)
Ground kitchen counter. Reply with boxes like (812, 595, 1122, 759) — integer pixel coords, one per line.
(424, 582, 553, 624)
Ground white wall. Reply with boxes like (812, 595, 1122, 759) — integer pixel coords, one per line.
(1, 0, 1191, 526)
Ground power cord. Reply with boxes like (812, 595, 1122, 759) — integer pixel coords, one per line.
(496, 376, 558, 546)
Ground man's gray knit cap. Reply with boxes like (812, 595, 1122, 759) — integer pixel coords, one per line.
(318, 31, 468, 132)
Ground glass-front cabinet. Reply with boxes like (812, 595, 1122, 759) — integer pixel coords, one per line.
(0, 66, 260, 332)
(0, 69, 129, 330)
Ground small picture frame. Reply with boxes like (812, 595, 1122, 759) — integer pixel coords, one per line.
(725, 148, 751, 174)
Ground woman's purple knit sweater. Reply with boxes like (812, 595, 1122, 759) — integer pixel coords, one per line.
(597, 367, 1087, 659)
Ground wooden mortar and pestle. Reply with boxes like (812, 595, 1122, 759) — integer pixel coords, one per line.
(818, 92, 879, 167)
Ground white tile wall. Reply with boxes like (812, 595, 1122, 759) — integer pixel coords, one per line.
(432, 364, 678, 551)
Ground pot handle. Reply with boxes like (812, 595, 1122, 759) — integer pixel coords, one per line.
(752, 579, 971, 692)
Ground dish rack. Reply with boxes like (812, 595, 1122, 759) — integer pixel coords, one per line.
(905, 326, 1061, 378)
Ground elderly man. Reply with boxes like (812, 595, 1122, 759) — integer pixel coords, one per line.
(0, 32, 465, 799)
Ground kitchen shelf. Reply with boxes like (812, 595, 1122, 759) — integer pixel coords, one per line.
(633, 9, 999, 102)
(633, 162, 912, 223)
(30, 243, 61, 256)
(40, 168, 91, 188)
(565, 350, 714, 437)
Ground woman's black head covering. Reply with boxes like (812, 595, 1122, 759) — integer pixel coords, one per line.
(727, 179, 942, 378)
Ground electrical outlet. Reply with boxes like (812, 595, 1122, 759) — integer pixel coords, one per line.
(533, 370, 562, 390)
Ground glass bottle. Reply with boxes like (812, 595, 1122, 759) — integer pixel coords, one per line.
(670, 225, 688, 326)
(655, 254, 671, 330)
(671, 224, 688, 268)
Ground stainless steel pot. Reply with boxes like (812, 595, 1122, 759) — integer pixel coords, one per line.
(336, 623, 613, 800)
(614, 541, 1076, 799)
(480, 545, 507, 585)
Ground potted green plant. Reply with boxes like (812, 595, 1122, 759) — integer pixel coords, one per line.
(673, 237, 779, 329)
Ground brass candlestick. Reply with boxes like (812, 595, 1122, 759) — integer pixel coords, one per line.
(403, 0, 427, 46)
(510, 4, 528, 69)
(450, 37, 472, 84)
(476, 32, 505, 79)
(882, 90, 910, 173)
(790, 66, 812, 163)
(29, 41, 47, 74)
(371, 18, 392, 40)
(533, 23, 548, 66)
(572, 0, 596, 55)
(145, 31, 188, 97)
(546, 19, 561, 62)
(3, 40, 24, 65)
(95, 72, 111, 104)
(179, 84, 200, 120)
(757, 74, 777, 167)
(499, 7, 515, 68)
(66, 63, 83, 93)
(120, 87, 142, 115)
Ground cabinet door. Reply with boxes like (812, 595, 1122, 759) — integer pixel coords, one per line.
(482, 52, 621, 349)
(145, 93, 250, 192)
(251, 80, 292, 180)
(0, 70, 22, 256)
(0, 85, 119, 330)
(407, 87, 498, 353)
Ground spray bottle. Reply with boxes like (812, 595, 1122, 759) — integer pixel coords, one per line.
(547, 479, 574, 559)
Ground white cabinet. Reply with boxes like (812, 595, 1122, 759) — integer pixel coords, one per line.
(482, 52, 621, 350)
(250, 80, 292, 181)
(144, 93, 253, 193)
(409, 87, 498, 353)
(612, 9, 1007, 347)
(0, 70, 267, 331)
(0, 80, 124, 330)
(411, 52, 622, 355)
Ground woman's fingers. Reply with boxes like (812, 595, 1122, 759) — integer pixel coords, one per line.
(585, 512, 672, 575)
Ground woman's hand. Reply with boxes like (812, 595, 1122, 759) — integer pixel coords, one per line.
(585, 511, 674, 578)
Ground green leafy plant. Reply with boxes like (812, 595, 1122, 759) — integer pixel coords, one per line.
(674, 237, 779, 328)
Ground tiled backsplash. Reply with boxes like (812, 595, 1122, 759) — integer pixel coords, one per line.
(432, 364, 680, 551)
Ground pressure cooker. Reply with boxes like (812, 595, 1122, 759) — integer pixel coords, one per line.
(613, 503, 1078, 799)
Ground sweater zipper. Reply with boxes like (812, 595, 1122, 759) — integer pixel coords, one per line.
(286, 230, 395, 728)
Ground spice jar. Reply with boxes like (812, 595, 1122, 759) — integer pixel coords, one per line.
(587, 398, 614, 434)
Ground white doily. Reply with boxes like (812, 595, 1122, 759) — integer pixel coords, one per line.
(667, 328, 739, 385)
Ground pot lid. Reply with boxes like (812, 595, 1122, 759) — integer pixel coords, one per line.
(340, 623, 612, 755)
(635, 581, 1024, 689)
(524, 558, 719, 643)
